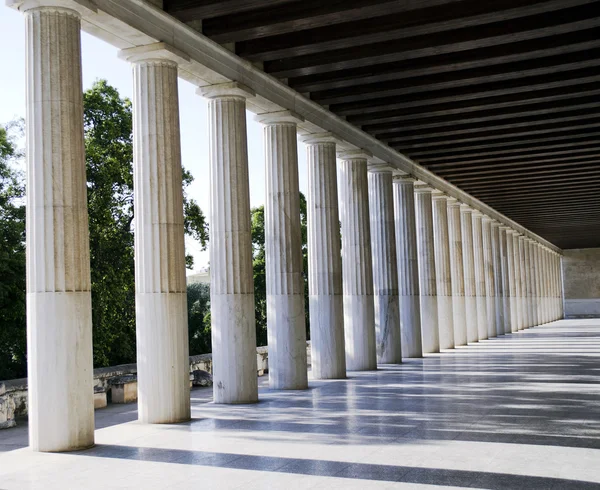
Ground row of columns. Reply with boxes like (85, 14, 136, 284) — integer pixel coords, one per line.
(20, 3, 564, 452)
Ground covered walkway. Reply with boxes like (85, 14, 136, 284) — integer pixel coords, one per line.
(1, 319, 599, 489)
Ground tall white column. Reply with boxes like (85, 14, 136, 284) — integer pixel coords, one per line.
(22, 4, 94, 452)
(523, 238, 533, 328)
(482, 217, 497, 338)
(338, 150, 377, 370)
(121, 45, 190, 423)
(415, 184, 440, 353)
(499, 227, 511, 334)
(506, 230, 518, 333)
(432, 192, 454, 350)
(517, 236, 528, 330)
(472, 212, 488, 341)
(512, 232, 523, 331)
(533, 243, 541, 325)
(303, 133, 346, 379)
(529, 240, 539, 327)
(448, 199, 467, 346)
(541, 247, 549, 324)
(199, 82, 258, 404)
(460, 206, 479, 343)
(393, 176, 423, 358)
(558, 253, 564, 319)
(255, 111, 308, 390)
(368, 166, 401, 364)
(491, 222, 504, 336)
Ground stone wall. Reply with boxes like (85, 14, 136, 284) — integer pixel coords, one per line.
(0, 344, 308, 430)
(562, 248, 600, 318)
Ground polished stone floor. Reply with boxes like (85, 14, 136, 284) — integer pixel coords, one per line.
(1, 319, 600, 489)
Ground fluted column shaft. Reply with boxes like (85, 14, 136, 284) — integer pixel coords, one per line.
(368, 168, 401, 364)
(491, 222, 504, 336)
(472, 213, 488, 340)
(499, 228, 511, 334)
(448, 200, 467, 346)
(338, 152, 377, 370)
(257, 113, 307, 390)
(201, 83, 258, 404)
(558, 254, 564, 319)
(534, 244, 542, 325)
(460, 206, 478, 343)
(523, 238, 533, 328)
(24, 6, 94, 452)
(482, 217, 497, 338)
(432, 194, 454, 350)
(517, 236, 528, 330)
(129, 56, 190, 423)
(541, 247, 549, 323)
(305, 136, 346, 379)
(513, 233, 523, 331)
(528, 241, 539, 327)
(507, 231, 519, 333)
(393, 176, 423, 358)
(415, 186, 440, 353)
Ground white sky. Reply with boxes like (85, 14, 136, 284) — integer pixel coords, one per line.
(0, 6, 308, 271)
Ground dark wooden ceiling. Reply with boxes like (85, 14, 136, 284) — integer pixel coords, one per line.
(164, 0, 600, 250)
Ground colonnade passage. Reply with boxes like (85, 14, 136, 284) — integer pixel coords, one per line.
(14, 2, 564, 453)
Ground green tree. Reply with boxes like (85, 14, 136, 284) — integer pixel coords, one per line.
(187, 282, 211, 355)
(0, 121, 26, 380)
(83, 79, 208, 367)
(250, 193, 309, 347)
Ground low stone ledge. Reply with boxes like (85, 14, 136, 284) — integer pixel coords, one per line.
(0, 342, 311, 429)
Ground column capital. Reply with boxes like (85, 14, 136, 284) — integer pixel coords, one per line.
(392, 173, 415, 183)
(367, 162, 393, 174)
(414, 183, 434, 193)
(254, 110, 304, 126)
(471, 210, 484, 218)
(119, 42, 190, 65)
(337, 149, 372, 161)
(299, 131, 338, 145)
(197, 81, 255, 100)
(7, 0, 96, 14)
(446, 197, 460, 207)
(431, 189, 448, 200)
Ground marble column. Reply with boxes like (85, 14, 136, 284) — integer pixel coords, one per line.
(523, 238, 533, 328)
(506, 230, 518, 333)
(482, 217, 497, 338)
(199, 82, 258, 404)
(491, 222, 504, 336)
(432, 192, 454, 350)
(121, 45, 191, 423)
(22, 4, 94, 452)
(529, 241, 539, 327)
(499, 227, 511, 334)
(533, 243, 542, 325)
(415, 184, 440, 353)
(393, 175, 423, 358)
(255, 111, 308, 390)
(517, 236, 528, 330)
(368, 166, 401, 364)
(460, 205, 479, 343)
(512, 233, 523, 331)
(541, 247, 549, 324)
(472, 212, 488, 341)
(448, 199, 467, 346)
(303, 133, 346, 379)
(338, 150, 377, 370)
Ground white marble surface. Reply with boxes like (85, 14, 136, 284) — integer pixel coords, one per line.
(258, 113, 308, 390)
(202, 83, 258, 404)
(368, 168, 401, 364)
(415, 186, 440, 354)
(460, 206, 479, 344)
(23, 5, 94, 452)
(305, 136, 346, 379)
(2, 320, 600, 490)
(393, 176, 423, 358)
(491, 223, 505, 336)
(517, 237, 529, 330)
(482, 218, 497, 338)
(338, 152, 377, 371)
(448, 200, 467, 347)
(128, 50, 190, 424)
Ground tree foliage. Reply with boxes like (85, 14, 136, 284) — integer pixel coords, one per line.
(0, 122, 26, 380)
(187, 282, 211, 355)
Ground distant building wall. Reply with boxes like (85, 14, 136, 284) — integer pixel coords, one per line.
(187, 270, 210, 285)
(562, 248, 600, 318)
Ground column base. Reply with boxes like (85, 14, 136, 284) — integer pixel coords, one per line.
(375, 294, 401, 364)
(343, 294, 377, 371)
(309, 295, 346, 379)
(452, 296, 467, 347)
(400, 295, 422, 358)
(437, 295, 454, 350)
(420, 296, 440, 354)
